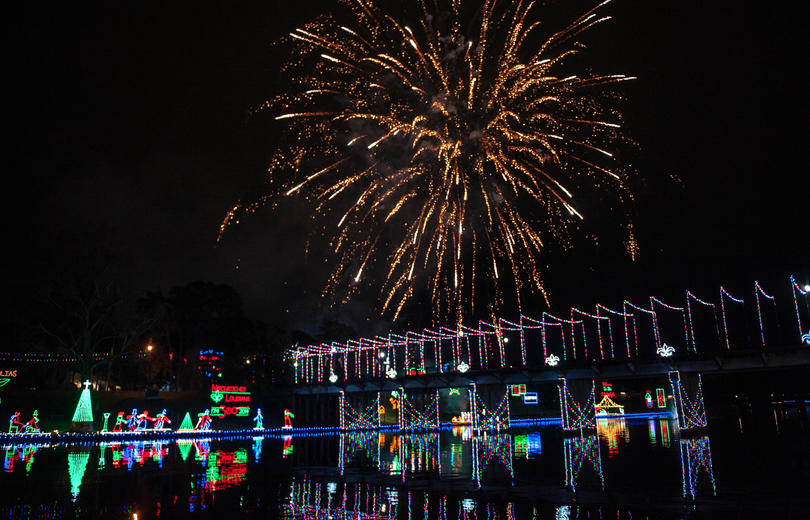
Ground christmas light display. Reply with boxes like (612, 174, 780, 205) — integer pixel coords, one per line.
(101, 412, 110, 432)
(563, 434, 604, 492)
(471, 433, 513, 488)
(67, 451, 90, 501)
(656, 343, 675, 358)
(790, 275, 809, 340)
(178, 412, 194, 431)
(469, 384, 511, 432)
(558, 379, 596, 431)
(8, 411, 23, 433)
(289, 276, 804, 385)
(126, 409, 139, 431)
(338, 431, 381, 475)
(136, 410, 154, 430)
(397, 389, 440, 431)
(719, 286, 745, 350)
(753, 281, 776, 348)
(195, 409, 212, 431)
(0, 352, 144, 364)
(656, 388, 666, 409)
(177, 439, 193, 461)
(679, 435, 716, 500)
(338, 391, 379, 430)
(545, 354, 560, 366)
(3, 444, 37, 474)
(154, 409, 171, 430)
(644, 390, 653, 409)
(668, 371, 707, 429)
(71, 380, 94, 425)
(252, 409, 263, 429)
(649, 297, 689, 351)
(594, 393, 625, 415)
(24, 410, 40, 433)
(111, 412, 126, 432)
(686, 290, 720, 353)
(596, 303, 637, 358)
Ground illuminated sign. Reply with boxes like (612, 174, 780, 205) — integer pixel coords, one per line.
(210, 384, 250, 417)
(510, 384, 526, 396)
(0, 370, 18, 378)
(600, 382, 615, 398)
(210, 406, 250, 418)
(656, 388, 666, 409)
(523, 392, 538, 405)
(645, 390, 653, 409)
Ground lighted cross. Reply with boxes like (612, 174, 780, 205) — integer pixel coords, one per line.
(83, 380, 92, 390)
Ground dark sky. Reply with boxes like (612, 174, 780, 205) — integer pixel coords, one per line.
(5, 0, 808, 335)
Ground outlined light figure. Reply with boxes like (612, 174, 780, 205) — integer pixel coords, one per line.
(545, 354, 560, 367)
(656, 343, 675, 358)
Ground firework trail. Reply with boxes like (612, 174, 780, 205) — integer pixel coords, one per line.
(221, 0, 637, 322)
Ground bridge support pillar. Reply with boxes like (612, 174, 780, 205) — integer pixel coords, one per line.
(557, 378, 596, 432)
(668, 371, 707, 430)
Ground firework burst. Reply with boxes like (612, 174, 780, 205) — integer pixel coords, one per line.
(221, 0, 637, 322)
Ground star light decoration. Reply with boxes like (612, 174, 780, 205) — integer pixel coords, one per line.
(544, 354, 560, 367)
(656, 343, 675, 358)
(457, 361, 470, 373)
(802, 332, 810, 346)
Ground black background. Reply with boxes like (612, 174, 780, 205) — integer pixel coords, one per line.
(5, 0, 808, 336)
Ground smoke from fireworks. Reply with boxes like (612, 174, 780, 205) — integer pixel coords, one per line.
(220, 0, 637, 322)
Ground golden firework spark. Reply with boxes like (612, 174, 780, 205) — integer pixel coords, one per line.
(221, 0, 637, 322)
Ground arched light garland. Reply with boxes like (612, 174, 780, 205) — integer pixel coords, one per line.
(289, 276, 802, 384)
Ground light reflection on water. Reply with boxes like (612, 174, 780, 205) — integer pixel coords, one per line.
(1, 416, 808, 519)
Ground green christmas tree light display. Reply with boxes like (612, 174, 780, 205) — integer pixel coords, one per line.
(71, 381, 94, 424)
(179, 412, 194, 430)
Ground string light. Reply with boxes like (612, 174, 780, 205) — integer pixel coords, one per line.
(289, 275, 802, 383)
(558, 379, 596, 431)
(789, 275, 809, 339)
(668, 371, 707, 429)
(753, 281, 776, 348)
(680, 436, 716, 500)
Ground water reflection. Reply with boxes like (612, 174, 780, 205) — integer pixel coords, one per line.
(3, 443, 38, 473)
(283, 475, 647, 520)
(472, 433, 513, 487)
(679, 435, 716, 500)
(5, 416, 805, 519)
(66, 451, 90, 501)
(596, 416, 630, 457)
(563, 435, 604, 492)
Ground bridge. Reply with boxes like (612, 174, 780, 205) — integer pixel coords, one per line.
(287, 275, 810, 433)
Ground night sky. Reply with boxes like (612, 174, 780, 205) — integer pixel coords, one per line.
(6, 0, 808, 336)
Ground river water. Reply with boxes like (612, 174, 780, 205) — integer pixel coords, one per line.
(1, 412, 808, 519)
